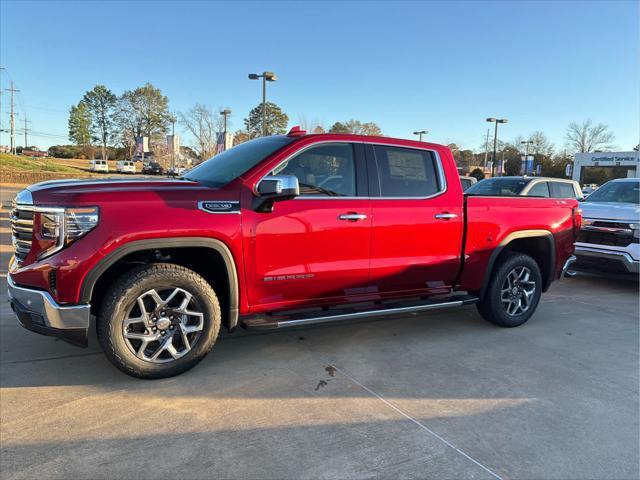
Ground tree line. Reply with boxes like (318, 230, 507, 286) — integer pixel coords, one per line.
(456, 120, 617, 181)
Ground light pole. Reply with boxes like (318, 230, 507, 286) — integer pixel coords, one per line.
(413, 130, 428, 142)
(521, 140, 534, 175)
(248, 71, 277, 136)
(486, 117, 508, 176)
(220, 109, 231, 150)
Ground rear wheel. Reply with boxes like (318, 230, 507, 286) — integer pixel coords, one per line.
(97, 263, 221, 379)
(477, 252, 542, 328)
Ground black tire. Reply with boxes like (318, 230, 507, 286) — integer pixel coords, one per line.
(97, 263, 221, 379)
(476, 252, 542, 328)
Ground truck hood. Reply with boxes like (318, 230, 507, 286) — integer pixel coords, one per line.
(21, 177, 232, 206)
(580, 201, 640, 223)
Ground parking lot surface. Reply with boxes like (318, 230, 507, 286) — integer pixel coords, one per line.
(1, 190, 638, 479)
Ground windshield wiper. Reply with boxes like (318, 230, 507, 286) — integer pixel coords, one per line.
(299, 182, 341, 196)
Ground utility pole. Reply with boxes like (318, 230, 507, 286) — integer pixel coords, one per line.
(6, 81, 19, 154)
(0, 66, 4, 144)
(23, 115, 32, 150)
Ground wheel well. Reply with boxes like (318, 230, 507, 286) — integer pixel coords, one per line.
(478, 233, 555, 299)
(498, 237, 553, 291)
(89, 247, 233, 330)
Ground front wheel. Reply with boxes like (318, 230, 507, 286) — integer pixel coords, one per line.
(97, 263, 221, 379)
(476, 252, 542, 328)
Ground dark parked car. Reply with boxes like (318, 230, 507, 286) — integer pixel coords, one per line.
(143, 162, 164, 175)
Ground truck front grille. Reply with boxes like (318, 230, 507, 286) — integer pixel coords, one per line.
(577, 220, 638, 248)
(10, 203, 34, 261)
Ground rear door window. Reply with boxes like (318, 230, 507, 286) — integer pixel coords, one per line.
(372, 145, 440, 197)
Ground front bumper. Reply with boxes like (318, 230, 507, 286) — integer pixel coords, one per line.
(574, 246, 639, 275)
(7, 275, 90, 347)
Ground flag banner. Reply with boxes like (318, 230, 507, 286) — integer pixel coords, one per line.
(215, 132, 225, 154)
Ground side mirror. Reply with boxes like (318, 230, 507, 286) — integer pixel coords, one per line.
(253, 175, 300, 212)
(257, 175, 300, 196)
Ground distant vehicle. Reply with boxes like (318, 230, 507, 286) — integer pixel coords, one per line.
(459, 176, 478, 191)
(116, 161, 136, 174)
(90, 160, 109, 173)
(582, 184, 599, 195)
(574, 178, 639, 276)
(466, 176, 583, 199)
(168, 165, 187, 176)
(142, 162, 164, 175)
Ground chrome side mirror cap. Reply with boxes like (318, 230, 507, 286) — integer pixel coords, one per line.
(254, 175, 300, 213)
(257, 175, 300, 197)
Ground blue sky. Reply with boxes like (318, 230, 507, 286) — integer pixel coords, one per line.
(1, 0, 638, 152)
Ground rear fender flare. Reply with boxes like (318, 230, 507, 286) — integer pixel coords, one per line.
(479, 230, 555, 299)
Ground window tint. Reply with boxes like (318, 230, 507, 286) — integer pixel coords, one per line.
(527, 182, 550, 197)
(373, 146, 439, 197)
(274, 143, 356, 196)
(551, 182, 577, 199)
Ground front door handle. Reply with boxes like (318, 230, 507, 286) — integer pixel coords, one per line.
(434, 213, 458, 220)
(339, 213, 368, 221)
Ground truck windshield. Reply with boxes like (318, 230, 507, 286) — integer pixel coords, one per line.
(584, 180, 640, 204)
(466, 178, 530, 196)
(184, 136, 295, 187)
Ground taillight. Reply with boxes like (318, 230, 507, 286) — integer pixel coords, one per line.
(572, 207, 582, 238)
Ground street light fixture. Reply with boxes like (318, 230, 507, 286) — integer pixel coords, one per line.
(248, 71, 277, 137)
(413, 130, 428, 142)
(486, 117, 508, 176)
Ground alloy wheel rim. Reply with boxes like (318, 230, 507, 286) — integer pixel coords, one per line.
(122, 287, 204, 363)
(500, 266, 536, 316)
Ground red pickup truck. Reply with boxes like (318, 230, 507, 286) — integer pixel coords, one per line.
(8, 129, 580, 378)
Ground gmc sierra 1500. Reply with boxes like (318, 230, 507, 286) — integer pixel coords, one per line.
(8, 128, 580, 378)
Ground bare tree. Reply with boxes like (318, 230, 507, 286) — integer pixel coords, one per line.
(179, 104, 217, 159)
(565, 120, 615, 153)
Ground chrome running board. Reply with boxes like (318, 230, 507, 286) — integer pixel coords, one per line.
(241, 295, 478, 330)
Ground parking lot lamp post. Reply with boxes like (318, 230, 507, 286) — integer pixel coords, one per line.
(486, 117, 508, 176)
(248, 72, 277, 136)
(413, 130, 428, 142)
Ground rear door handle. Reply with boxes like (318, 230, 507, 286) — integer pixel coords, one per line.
(339, 213, 367, 221)
(434, 213, 458, 220)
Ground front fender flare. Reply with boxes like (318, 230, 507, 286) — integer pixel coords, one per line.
(79, 237, 239, 329)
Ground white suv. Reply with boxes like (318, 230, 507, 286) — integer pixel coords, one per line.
(574, 178, 640, 275)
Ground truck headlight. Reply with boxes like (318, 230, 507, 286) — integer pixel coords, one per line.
(38, 207, 99, 259)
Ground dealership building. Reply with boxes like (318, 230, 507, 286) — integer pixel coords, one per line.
(572, 151, 639, 184)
